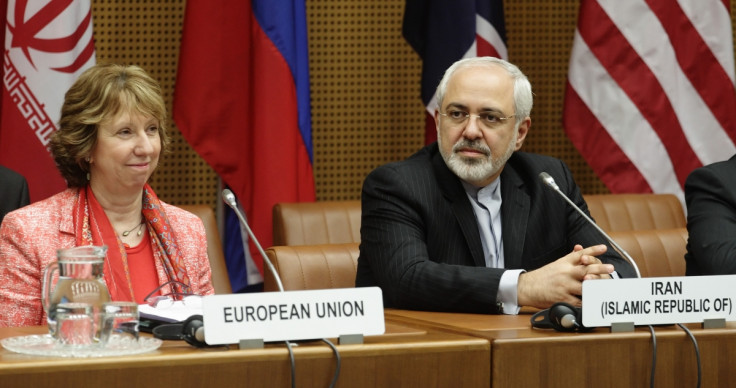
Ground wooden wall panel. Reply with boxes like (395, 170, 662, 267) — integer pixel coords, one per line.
(307, 0, 424, 200)
(89, 0, 736, 207)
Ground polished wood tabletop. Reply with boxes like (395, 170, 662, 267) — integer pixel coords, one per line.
(0, 321, 490, 388)
(384, 308, 736, 388)
(6, 310, 735, 388)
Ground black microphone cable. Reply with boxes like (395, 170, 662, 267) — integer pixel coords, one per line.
(222, 189, 342, 387)
(321, 338, 342, 388)
(285, 340, 296, 388)
(677, 323, 702, 388)
(646, 325, 657, 388)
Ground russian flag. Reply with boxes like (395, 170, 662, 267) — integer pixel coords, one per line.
(174, 0, 316, 292)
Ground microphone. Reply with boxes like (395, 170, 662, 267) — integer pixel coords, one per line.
(560, 314, 578, 329)
(538, 172, 642, 278)
(531, 302, 588, 332)
(156, 190, 288, 348)
(152, 314, 208, 347)
(223, 190, 343, 383)
(222, 188, 285, 292)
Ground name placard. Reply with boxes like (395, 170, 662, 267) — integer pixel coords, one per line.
(582, 275, 736, 327)
(201, 287, 385, 345)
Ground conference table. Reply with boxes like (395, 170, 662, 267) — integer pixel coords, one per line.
(3, 311, 735, 388)
(0, 321, 490, 388)
(384, 309, 736, 388)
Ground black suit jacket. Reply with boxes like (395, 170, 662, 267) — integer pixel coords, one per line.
(356, 143, 635, 313)
(0, 166, 30, 225)
(684, 154, 736, 275)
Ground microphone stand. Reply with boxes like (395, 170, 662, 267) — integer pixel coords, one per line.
(221, 190, 341, 388)
(221, 188, 285, 292)
(538, 172, 642, 278)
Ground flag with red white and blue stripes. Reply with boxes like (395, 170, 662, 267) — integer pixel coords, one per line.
(402, 0, 508, 144)
(564, 0, 736, 201)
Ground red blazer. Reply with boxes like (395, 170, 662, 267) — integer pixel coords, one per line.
(0, 189, 214, 327)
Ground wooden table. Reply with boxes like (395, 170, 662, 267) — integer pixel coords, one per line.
(385, 309, 736, 388)
(0, 322, 490, 388)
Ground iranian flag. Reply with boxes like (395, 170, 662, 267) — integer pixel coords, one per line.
(0, 0, 96, 202)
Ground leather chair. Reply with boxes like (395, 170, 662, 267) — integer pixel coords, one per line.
(263, 242, 359, 292)
(272, 200, 361, 246)
(584, 193, 686, 233)
(608, 227, 688, 277)
(178, 204, 232, 294)
(271, 194, 685, 246)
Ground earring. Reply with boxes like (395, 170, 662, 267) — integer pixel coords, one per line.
(85, 156, 91, 181)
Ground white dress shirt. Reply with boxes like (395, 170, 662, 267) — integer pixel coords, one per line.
(463, 179, 523, 314)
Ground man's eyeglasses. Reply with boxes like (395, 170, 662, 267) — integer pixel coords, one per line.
(143, 280, 201, 309)
(439, 109, 516, 129)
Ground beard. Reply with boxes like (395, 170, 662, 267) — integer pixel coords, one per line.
(439, 131, 518, 186)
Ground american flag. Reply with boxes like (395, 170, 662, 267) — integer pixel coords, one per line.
(403, 0, 508, 144)
(563, 0, 736, 201)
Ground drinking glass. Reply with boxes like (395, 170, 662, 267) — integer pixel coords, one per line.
(55, 302, 95, 346)
(100, 301, 140, 346)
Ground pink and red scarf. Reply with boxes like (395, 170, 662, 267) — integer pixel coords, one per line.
(73, 183, 191, 301)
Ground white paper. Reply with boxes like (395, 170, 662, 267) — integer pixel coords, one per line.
(138, 301, 202, 323)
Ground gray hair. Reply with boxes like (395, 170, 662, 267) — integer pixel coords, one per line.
(434, 57, 533, 121)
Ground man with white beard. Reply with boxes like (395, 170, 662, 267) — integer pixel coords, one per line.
(356, 57, 635, 314)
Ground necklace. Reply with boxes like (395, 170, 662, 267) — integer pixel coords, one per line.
(121, 218, 145, 237)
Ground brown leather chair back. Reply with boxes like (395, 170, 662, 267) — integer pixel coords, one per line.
(584, 194, 685, 233)
(263, 243, 359, 291)
(608, 228, 687, 277)
(272, 200, 361, 246)
(178, 204, 232, 294)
